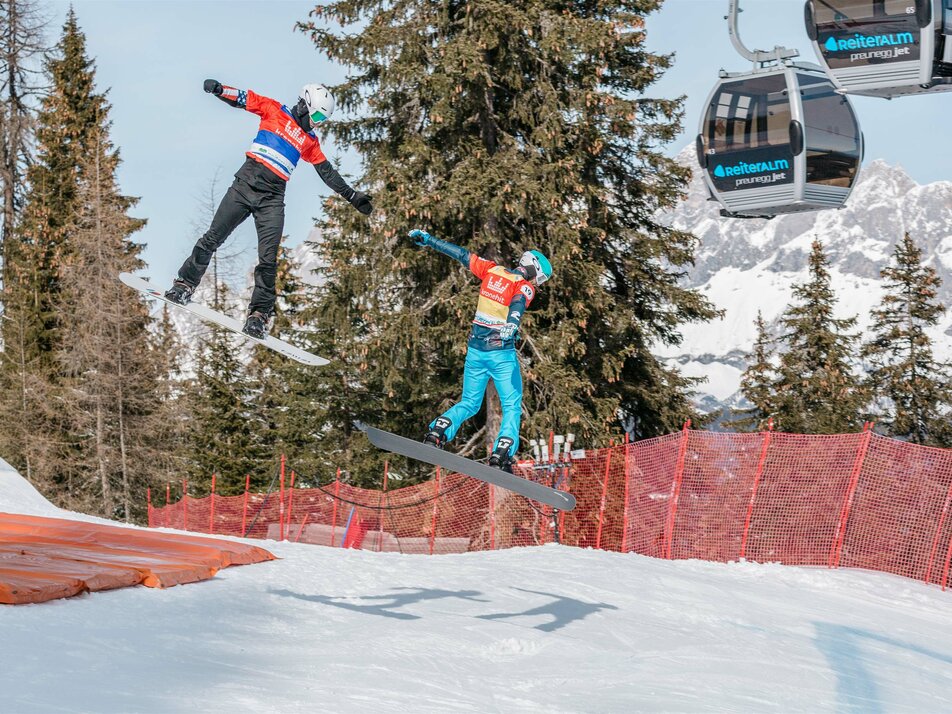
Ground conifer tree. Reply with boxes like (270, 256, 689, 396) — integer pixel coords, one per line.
(298, 0, 717, 471)
(56, 124, 152, 519)
(862, 233, 952, 446)
(0, 0, 49, 265)
(773, 239, 865, 433)
(5, 9, 106, 361)
(0, 10, 112, 491)
(729, 311, 776, 432)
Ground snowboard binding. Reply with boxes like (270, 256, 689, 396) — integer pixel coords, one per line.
(242, 310, 272, 340)
(164, 279, 195, 306)
(423, 416, 452, 448)
(488, 437, 515, 474)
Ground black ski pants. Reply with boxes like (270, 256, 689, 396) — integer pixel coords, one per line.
(177, 177, 285, 316)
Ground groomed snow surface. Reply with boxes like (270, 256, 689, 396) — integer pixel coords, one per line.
(3, 459, 952, 713)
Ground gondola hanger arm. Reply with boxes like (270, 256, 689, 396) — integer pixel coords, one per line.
(726, 0, 799, 68)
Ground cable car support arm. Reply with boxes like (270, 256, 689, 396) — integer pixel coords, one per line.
(727, 0, 801, 67)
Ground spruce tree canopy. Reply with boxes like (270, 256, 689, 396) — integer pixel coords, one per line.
(297, 0, 716, 471)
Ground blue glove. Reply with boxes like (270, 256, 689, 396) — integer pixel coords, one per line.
(408, 229, 432, 247)
(497, 323, 518, 340)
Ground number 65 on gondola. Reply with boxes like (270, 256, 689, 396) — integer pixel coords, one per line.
(805, 0, 952, 98)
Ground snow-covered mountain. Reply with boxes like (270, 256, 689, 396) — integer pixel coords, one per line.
(656, 151, 952, 415)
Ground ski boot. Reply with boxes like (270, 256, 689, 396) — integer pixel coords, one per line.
(164, 279, 195, 306)
(242, 310, 272, 340)
(488, 437, 515, 474)
(423, 416, 452, 448)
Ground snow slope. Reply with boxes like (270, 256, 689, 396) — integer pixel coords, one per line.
(0, 457, 61, 517)
(3, 464, 952, 712)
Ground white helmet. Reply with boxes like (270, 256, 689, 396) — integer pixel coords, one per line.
(300, 83, 335, 124)
(519, 250, 552, 286)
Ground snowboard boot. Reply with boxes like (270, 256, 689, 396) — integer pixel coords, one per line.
(242, 310, 272, 340)
(423, 416, 452, 448)
(488, 437, 515, 474)
(164, 279, 195, 306)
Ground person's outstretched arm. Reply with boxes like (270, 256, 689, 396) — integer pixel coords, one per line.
(408, 229, 472, 268)
(203, 79, 289, 122)
(314, 160, 373, 215)
(203, 79, 247, 108)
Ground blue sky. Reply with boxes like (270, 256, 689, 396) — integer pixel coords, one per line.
(52, 0, 946, 283)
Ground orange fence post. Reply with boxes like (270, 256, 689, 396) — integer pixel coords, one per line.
(285, 471, 296, 541)
(165, 482, 171, 528)
(209, 474, 216, 535)
(941, 527, 952, 591)
(331, 468, 341, 546)
(664, 421, 691, 560)
(558, 483, 566, 544)
(295, 513, 310, 543)
(375, 461, 389, 552)
(595, 448, 613, 550)
(147, 488, 152, 528)
(279, 455, 286, 541)
(429, 467, 441, 555)
(622, 444, 631, 553)
(241, 474, 250, 537)
(740, 420, 774, 559)
(829, 425, 873, 568)
(182, 479, 188, 531)
(925, 481, 952, 584)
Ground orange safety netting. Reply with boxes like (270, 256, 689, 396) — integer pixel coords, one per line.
(0, 513, 275, 605)
(148, 427, 952, 591)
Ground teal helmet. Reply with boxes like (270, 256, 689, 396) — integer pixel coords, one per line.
(519, 250, 552, 286)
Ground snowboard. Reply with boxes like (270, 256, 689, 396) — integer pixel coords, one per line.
(119, 272, 330, 367)
(356, 422, 576, 511)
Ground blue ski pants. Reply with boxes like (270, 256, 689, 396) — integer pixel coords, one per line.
(432, 347, 523, 457)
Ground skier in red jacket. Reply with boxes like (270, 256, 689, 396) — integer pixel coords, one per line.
(165, 80, 372, 338)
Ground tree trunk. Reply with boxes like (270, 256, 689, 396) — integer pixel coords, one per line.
(116, 320, 131, 521)
(96, 396, 113, 515)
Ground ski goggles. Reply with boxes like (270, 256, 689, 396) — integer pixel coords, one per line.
(310, 109, 328, 124)
(520, 251, 550, 286)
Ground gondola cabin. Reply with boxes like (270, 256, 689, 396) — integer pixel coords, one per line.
(805, 0, 952, 97)
(696, 65, 863, 218)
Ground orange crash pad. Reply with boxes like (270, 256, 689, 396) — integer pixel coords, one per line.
(0, 512, 275, 604)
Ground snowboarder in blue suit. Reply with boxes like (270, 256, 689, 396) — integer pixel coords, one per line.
(409, 229, 552, 472)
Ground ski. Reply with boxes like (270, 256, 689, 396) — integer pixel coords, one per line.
(356, 422, 576, 511)
(119, 272, 329, 367)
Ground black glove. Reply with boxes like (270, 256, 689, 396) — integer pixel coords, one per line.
(203, 79, 223, 95)
(349, 190, 373, 216)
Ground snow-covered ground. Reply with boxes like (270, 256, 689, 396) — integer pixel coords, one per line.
(3, 459, 952, 712)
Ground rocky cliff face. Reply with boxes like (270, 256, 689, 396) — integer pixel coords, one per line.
(656, 150, 952, 414)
